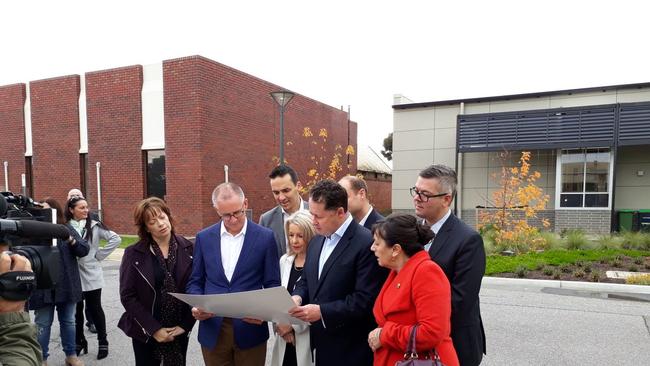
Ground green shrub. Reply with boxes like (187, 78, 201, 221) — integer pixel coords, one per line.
(590, 271, 602, 282)
(514, 265, 528, 278)
(552, 269, 562, 280)
(559, 263, 572, 273)
(621, 232, 650, 251)
(566, 229, 589, 250)
(542, 266, 554, 276)
(611, 258, 622, 267)
(626, 273, 650, 285)
(573, 269, 586, 278)
(583, 263, 592, 273)
(633, 257, 643, 265)
(539, 231, 562, 250)
(596, 234, 623, 250)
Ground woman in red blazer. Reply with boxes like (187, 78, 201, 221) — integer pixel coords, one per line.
(368, 213, 459, 366)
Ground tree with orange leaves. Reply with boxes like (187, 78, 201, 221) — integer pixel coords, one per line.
(478, 151, 550, 253)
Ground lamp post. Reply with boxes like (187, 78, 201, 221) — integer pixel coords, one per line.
(270, 90, 295, 164)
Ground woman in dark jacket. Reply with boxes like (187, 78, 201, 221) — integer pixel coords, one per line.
(118, 197, 195, 366)
(29, 197, 89, 366)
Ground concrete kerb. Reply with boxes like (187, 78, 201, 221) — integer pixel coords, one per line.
(483, 276, 650, 295)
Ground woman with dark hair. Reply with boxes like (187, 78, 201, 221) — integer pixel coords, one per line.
(65, 196, 121, 360)
(118, 197, 195, 366)
(368, 213, 459, 366)
(29, 198, 89, 366)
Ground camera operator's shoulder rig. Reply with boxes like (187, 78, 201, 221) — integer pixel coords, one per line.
(0, 267, 36, 301)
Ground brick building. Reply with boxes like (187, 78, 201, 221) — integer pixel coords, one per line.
(0, 55, 357, 236)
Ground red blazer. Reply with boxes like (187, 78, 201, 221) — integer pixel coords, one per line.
(373, 250, 459, 366)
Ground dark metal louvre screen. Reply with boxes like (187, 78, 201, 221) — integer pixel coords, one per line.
(619, 103, 650, 146)
(458, 106, 616, 152)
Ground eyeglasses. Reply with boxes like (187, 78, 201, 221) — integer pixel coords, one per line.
(409, 187, 449, 202)
(218, 206, 246, 220)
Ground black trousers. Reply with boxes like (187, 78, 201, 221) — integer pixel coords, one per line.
(76, 288, 107, 343)
(132, 335, 189, 366)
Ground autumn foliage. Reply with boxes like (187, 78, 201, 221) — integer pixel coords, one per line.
(478, 151, 550, 253)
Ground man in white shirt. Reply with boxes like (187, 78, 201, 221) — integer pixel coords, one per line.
(187, 182, 281, 366)
(289, 179, 386, 366)
(260, 164, 308, 257)
(338, 175, 384, 230)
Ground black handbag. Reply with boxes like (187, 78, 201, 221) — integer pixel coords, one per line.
(394, 325, 445, 366)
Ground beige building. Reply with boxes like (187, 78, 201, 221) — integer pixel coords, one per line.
(392, 83, 650, 234)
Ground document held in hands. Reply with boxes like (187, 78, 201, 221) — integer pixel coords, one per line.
(170, 287, 307, 325)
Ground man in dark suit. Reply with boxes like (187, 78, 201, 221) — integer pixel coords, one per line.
(260, 164, 309, 257)
(289, 179, 386, 366)
(412, 165, 486, 366)
(187, 182, 281, 366)
(339, 175, 384, 229)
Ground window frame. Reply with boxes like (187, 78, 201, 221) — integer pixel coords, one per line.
(555, 147, 614, 210)
(143, 149, 166, 199)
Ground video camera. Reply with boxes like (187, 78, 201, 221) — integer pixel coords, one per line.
(0, 192, 72, 301)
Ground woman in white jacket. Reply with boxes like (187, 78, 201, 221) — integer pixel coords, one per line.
(271, 211, 315, 366)
(65, 196, 121, 360)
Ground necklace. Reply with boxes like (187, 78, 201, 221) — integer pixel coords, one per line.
(293, 259, 304, 271)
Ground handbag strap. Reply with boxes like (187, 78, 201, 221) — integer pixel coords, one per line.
(404, 324, 444, 362)
(404, 325, 419, 359)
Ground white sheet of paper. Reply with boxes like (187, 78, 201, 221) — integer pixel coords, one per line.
(170, 287, 307, 325)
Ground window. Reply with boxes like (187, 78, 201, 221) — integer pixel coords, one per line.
(79, 154, 88, 197)
(145, 150, 166, 199)
(557, 148, 611, 208)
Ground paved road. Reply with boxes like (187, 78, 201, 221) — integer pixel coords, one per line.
(39, 260, 649, 365)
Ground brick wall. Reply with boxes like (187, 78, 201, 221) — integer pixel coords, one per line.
(0, 84, 26, 193)
(359, 171, 392, 215)
(29, 76, 81, 204)
(85, 66, 144, 234)
(554, 210, 611, 235)
(164, 56, 355, 236)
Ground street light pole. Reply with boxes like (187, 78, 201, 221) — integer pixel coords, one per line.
(270, 90, 295, 164)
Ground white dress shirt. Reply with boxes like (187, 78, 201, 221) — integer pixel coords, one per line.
(318, 214, 353, 279)
(220, 219, 248, 282)
(424, 209, 451, 252)
(358, 206, 374, 226)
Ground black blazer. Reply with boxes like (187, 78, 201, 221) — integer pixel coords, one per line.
(362, 208, 384, 230)
(118, 235, 195, 343)
(428, 213, 486, 366)
(293, 219, 387, 366)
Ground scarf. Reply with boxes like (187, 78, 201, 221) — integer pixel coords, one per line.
(150, 236, 184, 365)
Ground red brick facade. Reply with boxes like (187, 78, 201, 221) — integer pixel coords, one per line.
(0, 84, 26, 193)
(85, 66, 144, 234)
(360, 172, 392, 215)
(164, 56, 356, 235)
(0, 55, 357, 236)
(29, 76, 81, 205)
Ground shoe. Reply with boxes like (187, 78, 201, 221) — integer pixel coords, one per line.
(75, 338, 88, 356)
(97, 340, 108, 360)
(87, 323, 97, 334)
(65, 356, 84, 366)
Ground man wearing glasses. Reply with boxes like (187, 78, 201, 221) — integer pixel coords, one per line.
(412, 165, 486, 366)
(187, 182, 281, 366)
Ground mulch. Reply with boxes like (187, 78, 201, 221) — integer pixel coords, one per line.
(493, 255, 650, 283)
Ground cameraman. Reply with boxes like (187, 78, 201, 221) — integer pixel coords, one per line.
(0, 251, 43, 366)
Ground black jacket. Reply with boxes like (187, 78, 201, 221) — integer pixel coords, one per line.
(428, 213, 486, 366)
(118, 234, 195, 343)
(28, 227, 89, 309)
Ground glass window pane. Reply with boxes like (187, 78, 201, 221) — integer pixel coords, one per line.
(585, 149, 609, 192)
(585, 194, 608, 207)
(560, 194, 583, 207)
(146, 150, 166, 199)
(561, 150, 584, 193)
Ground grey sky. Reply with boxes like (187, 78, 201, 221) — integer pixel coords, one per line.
(2, 0, 648, 152)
